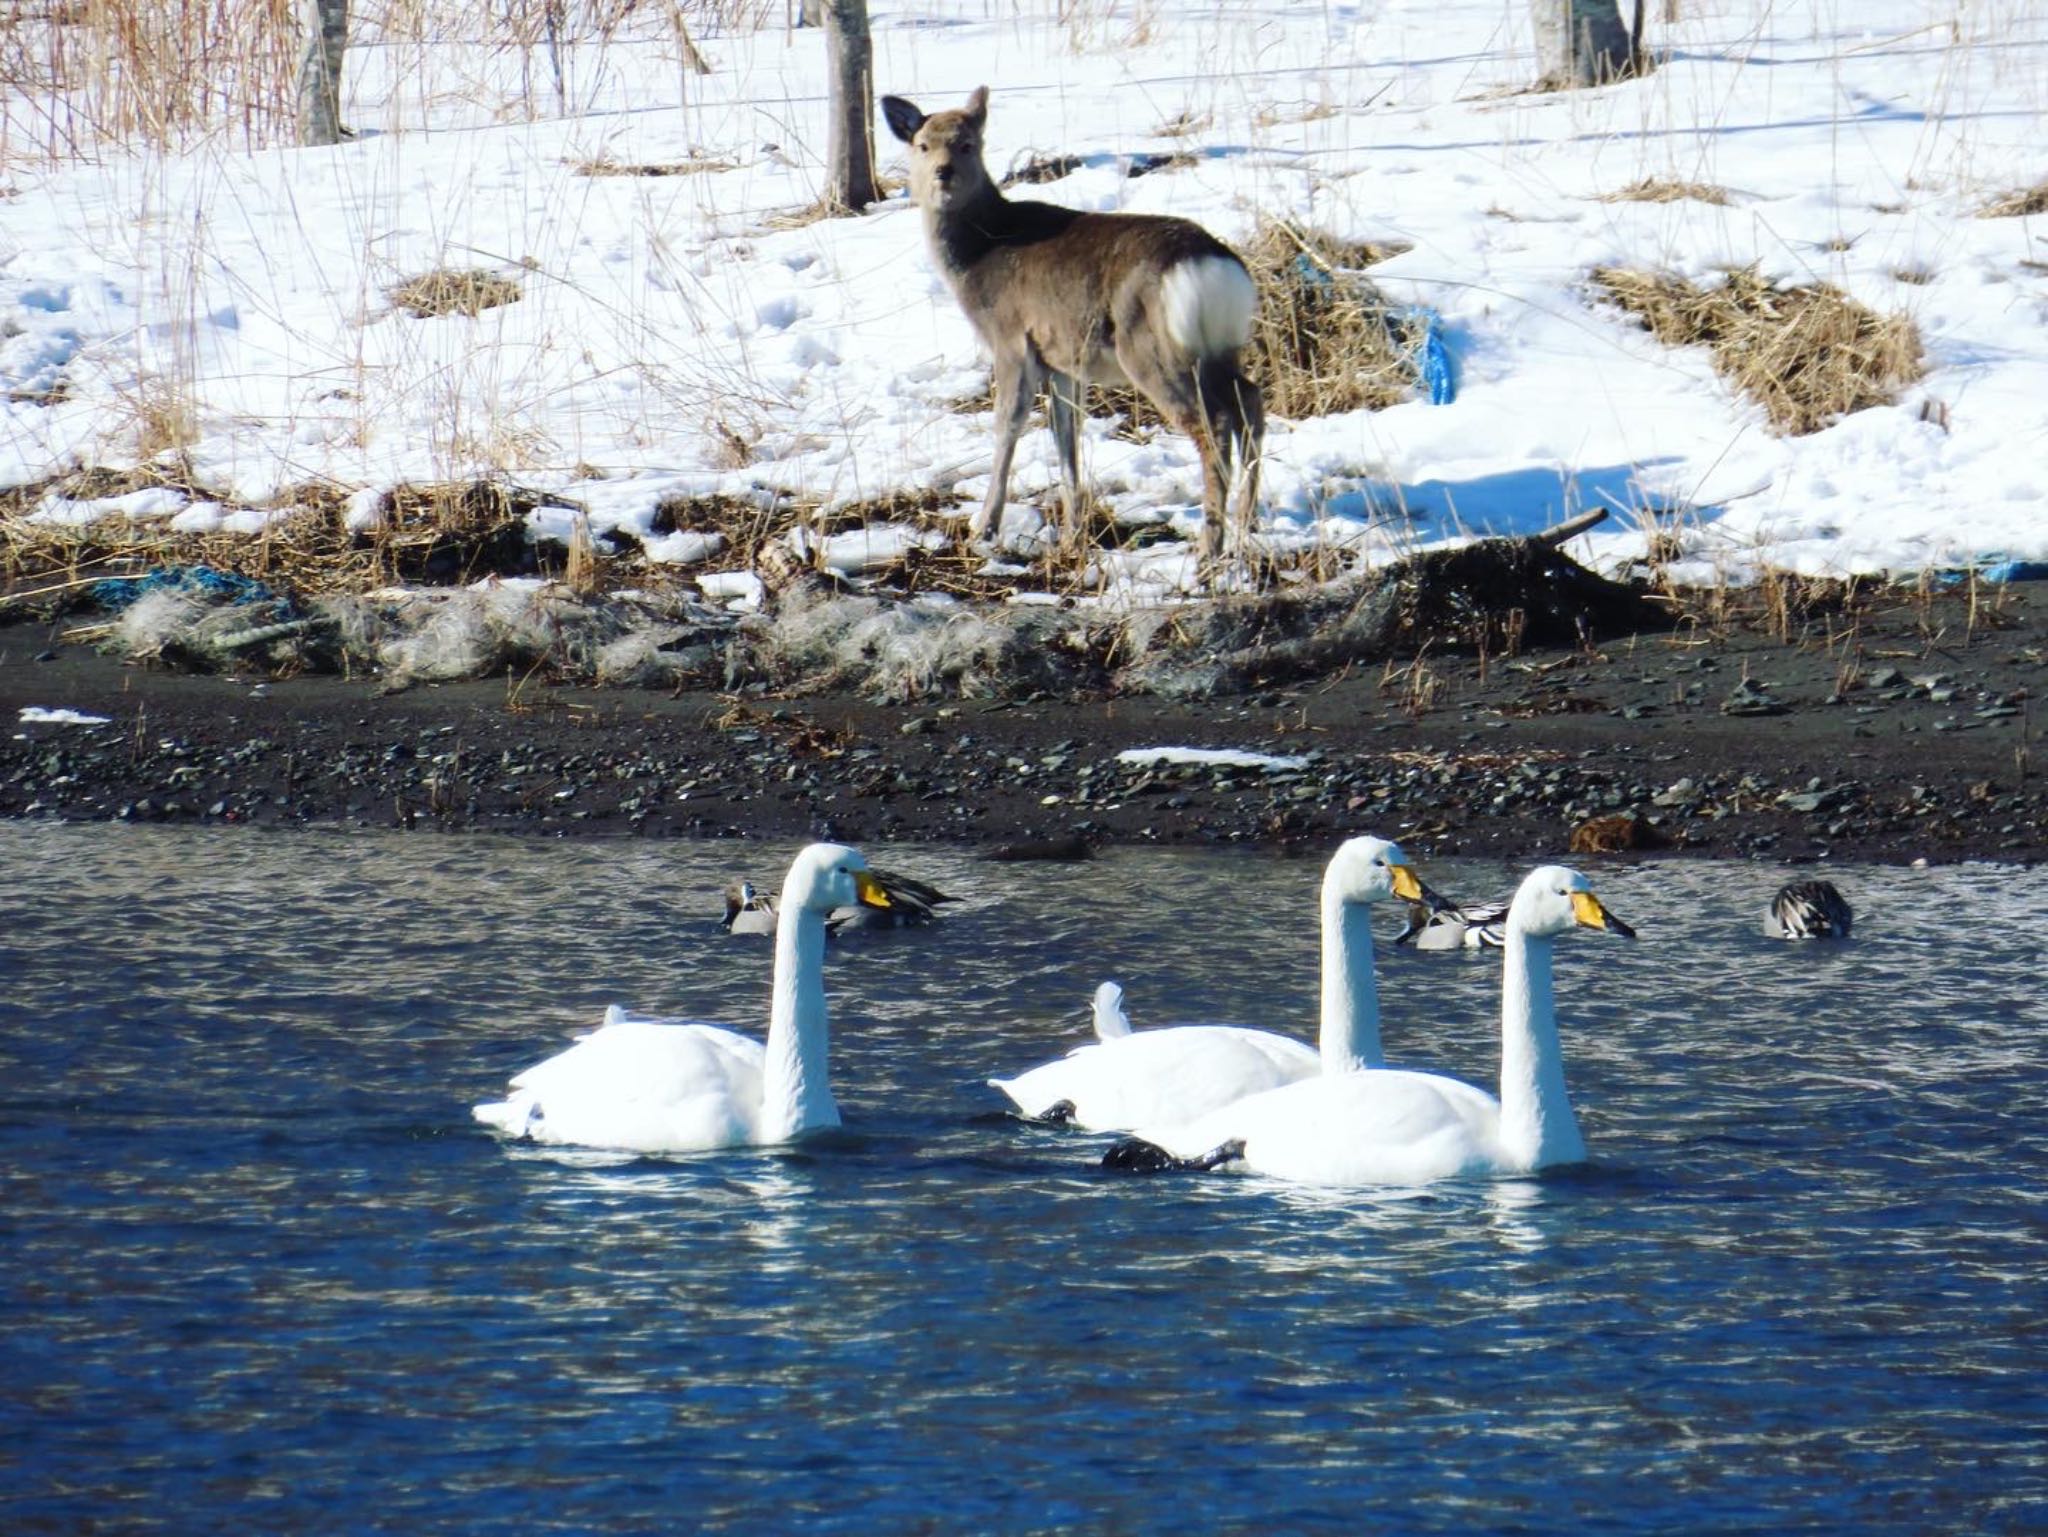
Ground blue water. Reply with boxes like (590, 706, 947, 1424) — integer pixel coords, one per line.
(2, 825, 2044, 1533)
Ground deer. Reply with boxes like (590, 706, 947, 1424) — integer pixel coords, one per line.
(880, 86, 1264, 571)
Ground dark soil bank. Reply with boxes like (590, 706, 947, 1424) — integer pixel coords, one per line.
(4, 587, 2044, 865)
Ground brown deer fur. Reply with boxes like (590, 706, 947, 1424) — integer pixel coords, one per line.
(881, 87, 1263, 566)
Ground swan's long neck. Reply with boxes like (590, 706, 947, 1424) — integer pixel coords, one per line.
(1319, 888, 1384, 1071)
(760, 904, 840, 1143)
(1497, 927, 1584, 1171)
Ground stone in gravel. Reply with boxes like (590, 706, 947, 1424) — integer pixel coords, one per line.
(1723, 679, 1786, 717)
(1652, 777, 1697, 807)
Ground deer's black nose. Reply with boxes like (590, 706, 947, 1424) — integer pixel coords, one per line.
(934, 162, 954, 186)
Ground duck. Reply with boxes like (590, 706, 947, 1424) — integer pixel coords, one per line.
(1395, 895, 1510, 951)
(474, 842, 890, 1154)
(720, 866, 955, 936)
(1766, 879, 1852, 939)
(987, 836, 1429, 1133)
(1102, 865, 1635, 1186)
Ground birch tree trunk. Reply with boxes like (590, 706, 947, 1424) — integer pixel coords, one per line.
(295, 0, 349, 144)
(821, 0, 878, 210)
(1531, 0, 1639, 87)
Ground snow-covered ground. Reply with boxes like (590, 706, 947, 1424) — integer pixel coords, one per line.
(3, 0, 2045, 603)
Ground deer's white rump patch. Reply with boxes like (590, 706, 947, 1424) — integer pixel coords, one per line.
(1159, 255, 1257, 357)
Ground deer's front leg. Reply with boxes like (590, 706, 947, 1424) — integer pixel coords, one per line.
(971, 351, 1038, 544)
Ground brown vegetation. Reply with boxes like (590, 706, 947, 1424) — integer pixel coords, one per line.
(390, 269, 525, 319)
(1602, 177, 1731, 206)
(1593, 265, 1921, 434)
(1239, 220, 1417, 418)
(1981, 181, 2048, 218)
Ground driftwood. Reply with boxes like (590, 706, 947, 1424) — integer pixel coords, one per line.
(1116, 509, 1660, 697)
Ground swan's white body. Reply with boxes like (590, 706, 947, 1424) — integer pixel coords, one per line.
(473, 843, 888, 1154)
(1119, 866, 1632, 1185)
(988, 838, 1426, 1132)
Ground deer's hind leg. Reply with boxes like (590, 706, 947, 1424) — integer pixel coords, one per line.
(1203, 360, 1264, 558)
(1044, 367, 1087, 556)
(1113, 317, 1250, 568)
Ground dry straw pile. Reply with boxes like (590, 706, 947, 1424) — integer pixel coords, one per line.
(390, 269, 525, 319)
(1239, 220, 1416, 418)
(1981, 181, 2048, 218)
(1593, 265, 1921, 435)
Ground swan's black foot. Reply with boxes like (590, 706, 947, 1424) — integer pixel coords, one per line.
(1036, 1099, 1079, 1127)
(1102, 1137, 1245, 1175)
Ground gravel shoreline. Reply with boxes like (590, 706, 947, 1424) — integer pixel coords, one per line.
(4, 586, 2043, 865)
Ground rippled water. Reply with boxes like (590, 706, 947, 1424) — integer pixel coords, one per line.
(3, 825, 2045, 1533)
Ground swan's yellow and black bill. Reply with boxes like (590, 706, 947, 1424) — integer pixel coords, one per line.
(1390, 863, 1427, 904)
(853, 871, 893, 910)
(1571, 890, 1636, 938)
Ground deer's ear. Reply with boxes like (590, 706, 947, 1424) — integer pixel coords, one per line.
(964, 86, 989, 125)
(880, 96, 924, 144)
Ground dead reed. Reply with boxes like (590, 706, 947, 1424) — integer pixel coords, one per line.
(1239, 219, 1416, 419)
(1601, 177, 1731, 206)
(1982, 182, 2048, 218)
(1593, 264, 1922, 435)
(572, 155, 736, 178)
(390, 269, 525, 319)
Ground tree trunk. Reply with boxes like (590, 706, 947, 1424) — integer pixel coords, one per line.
(1531, 0, 1638, 88)
(821, 0, 878, 210)
(295, 0, 349, 144)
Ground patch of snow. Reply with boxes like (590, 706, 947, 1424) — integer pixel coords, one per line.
(1117, 747, 1310, 772)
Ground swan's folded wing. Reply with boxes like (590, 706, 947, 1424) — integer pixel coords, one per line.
(992, 1024, 1318, 1132)
(480, 1016, 767, 1151)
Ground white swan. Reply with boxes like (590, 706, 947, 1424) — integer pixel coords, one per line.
(473, 842, 890, 1153)
(1104, 865, 1634, 1185)
(987, 836, 1428, 1132)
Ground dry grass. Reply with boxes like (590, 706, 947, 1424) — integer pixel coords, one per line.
(1239, 220, 1416, 418)
(572, 155, 735, 178)
(1982, 182, 2048, 218)
(0, 0, 300, 158)
(1593, 265, 1922, 435)
(1602, 177, 1731, 206)
(390, 269, 525, 319)
(1153, 110, 1212, 139)
(0, 471, 628, 605)
(1, 472, 360, 606)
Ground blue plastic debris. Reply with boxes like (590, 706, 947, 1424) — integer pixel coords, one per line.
(1933, 555, 2048, 587)
(92, 565, 287, 613)
(1397, 306, 1457, 406)
(1287, 256, 1455, 405)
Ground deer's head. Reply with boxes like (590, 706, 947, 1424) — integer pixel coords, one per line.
(881, 87, 993, 213)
